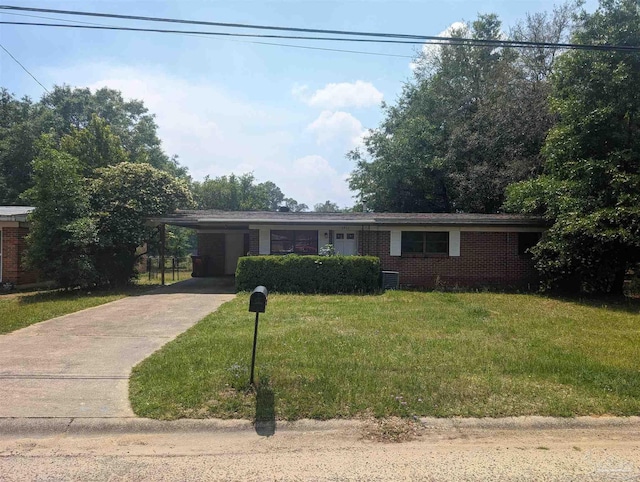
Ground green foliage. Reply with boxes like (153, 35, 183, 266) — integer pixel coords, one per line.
(0, 85, 189, 205)
(23, 140, 99, 288)
(191, 172, 301, 211)
(349, 6, 576, 213)
(90, 162, 194, 286)
(505, 0, 640, 294)
(313, 200, 341, 213)
(235, 255, 381, 293)
(60, 114, 128, 175)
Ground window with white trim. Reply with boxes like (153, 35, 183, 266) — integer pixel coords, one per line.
(270, 230, 318, 255)
(401, 231, 449, 256)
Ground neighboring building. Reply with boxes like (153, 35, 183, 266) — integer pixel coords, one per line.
(153, 210, 547, 289)
(0, 206, 37, 286)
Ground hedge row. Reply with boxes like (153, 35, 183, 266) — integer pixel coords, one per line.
(235, 255, 381, 293)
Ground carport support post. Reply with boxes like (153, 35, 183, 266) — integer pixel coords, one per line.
(160, 223, 166, 286)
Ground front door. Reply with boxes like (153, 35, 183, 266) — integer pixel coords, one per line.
(334, 232, 357, 256)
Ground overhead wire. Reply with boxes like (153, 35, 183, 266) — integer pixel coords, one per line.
(0, 42, 50, 93)
(3, 21, 640, 53)
(0, 14, 414, 59)
(1, 4, 639, 53)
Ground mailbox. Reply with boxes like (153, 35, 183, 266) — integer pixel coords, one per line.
(249, 286, 268, 313)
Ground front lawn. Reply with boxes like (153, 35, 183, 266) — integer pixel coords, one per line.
(0, 289, 131, 334)
(129, 291, 640, 420)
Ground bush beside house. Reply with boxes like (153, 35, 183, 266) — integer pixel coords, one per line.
(236, 255, 381, 293)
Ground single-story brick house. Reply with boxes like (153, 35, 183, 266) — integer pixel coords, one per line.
(153, 210, 547, 289)
(0, 206, 37, 287)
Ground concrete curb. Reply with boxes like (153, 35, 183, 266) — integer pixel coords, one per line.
(0, 415, 638, 437)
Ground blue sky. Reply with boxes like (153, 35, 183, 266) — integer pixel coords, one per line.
(0, 0, 598, 208)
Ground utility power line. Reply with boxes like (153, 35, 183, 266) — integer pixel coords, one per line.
(0, 42, 49, 93)
(1, 4, 639, 53)
(4, 20, 640, 53)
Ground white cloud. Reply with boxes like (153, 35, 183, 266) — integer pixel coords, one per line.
(296, 80, 383, 109)
(277, 155, 353, 208)
(42, 63, 359, 207)
(306, 110, 365, 149)
(410, 21, 468, 71)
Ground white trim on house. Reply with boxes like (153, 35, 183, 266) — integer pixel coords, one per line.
(390, 229, 402, 256)
(449, 230, 461, 257)
(258, 228, 270, 255)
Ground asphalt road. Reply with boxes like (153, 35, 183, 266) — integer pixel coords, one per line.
(0, 417, 639, 481)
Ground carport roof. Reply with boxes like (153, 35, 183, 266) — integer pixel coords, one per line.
(0, 206, 34, 222)
(151, 210, 548, 230)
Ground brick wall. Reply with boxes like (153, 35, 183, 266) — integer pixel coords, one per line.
(360, 229, 538, 289)
(249, 229, 260, 254)
(2, 227, 38, 285)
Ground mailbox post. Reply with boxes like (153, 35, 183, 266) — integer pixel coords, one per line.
(249, 286, 268, 386)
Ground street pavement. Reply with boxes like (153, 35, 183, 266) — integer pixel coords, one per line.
(0, 416, 639, 481)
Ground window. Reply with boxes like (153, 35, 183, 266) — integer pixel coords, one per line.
(271, 230, 318, 255)
(401, 231, 448, 256)
(518, 232, 542, 256)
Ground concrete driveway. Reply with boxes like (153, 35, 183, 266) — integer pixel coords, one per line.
(0, 278, 236, 418)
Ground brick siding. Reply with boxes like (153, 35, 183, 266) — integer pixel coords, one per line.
(2, 227, 38, 285)
(244, 227, 537, 289)
(360, 229, 538, 289)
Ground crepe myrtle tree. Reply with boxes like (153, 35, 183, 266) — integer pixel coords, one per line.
(90, 162, 194, 286)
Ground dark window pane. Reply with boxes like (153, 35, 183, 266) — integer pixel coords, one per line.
(294, 230, 318, 254)
(272, 230, 318, 255)
(336, 233, 344, 239)
(401, 231, 424, 254)
(346, 233, 355, 240)
(518, 232, 542, 256)
(271, 230, 294, 254)
(425, 232, 448, 254)
(401, 231, 449, 255)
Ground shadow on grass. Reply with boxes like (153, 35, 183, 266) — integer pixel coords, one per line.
(254, 376, 276, 437)
(544, 293, 640, 315)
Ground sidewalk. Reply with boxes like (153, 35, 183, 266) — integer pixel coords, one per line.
(0, 278, 235, 418)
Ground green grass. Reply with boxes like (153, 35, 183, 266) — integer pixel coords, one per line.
(0, 270, 192, 335)
(129, 291, 640, 420)
(0, 288, 135, 334)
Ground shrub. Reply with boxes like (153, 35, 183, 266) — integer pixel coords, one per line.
(235, 255, 381, 293)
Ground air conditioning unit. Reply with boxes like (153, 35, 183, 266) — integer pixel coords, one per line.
(381, 271, 400, 290)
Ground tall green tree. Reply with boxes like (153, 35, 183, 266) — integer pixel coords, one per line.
(505, 0, 640, 294)
(192, 173, 301, 211)
(0, 90, 44, 204)
(23, 139, 98, 288)
(0, 85, 189, 204)
(60, 114, 128, 175)
(349, 6, 576, 213)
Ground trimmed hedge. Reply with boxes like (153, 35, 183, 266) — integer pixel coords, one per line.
(235, 255, 381, 293)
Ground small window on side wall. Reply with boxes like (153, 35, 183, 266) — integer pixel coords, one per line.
(401, 231, 448, 256)
(518, 232, 542, 256)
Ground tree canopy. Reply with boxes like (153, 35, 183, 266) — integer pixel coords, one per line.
(349, 5, 576, 213)
(504, 0, 640, 294)
(0, 85, 188, 205)
(191, 173, 304, 211)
